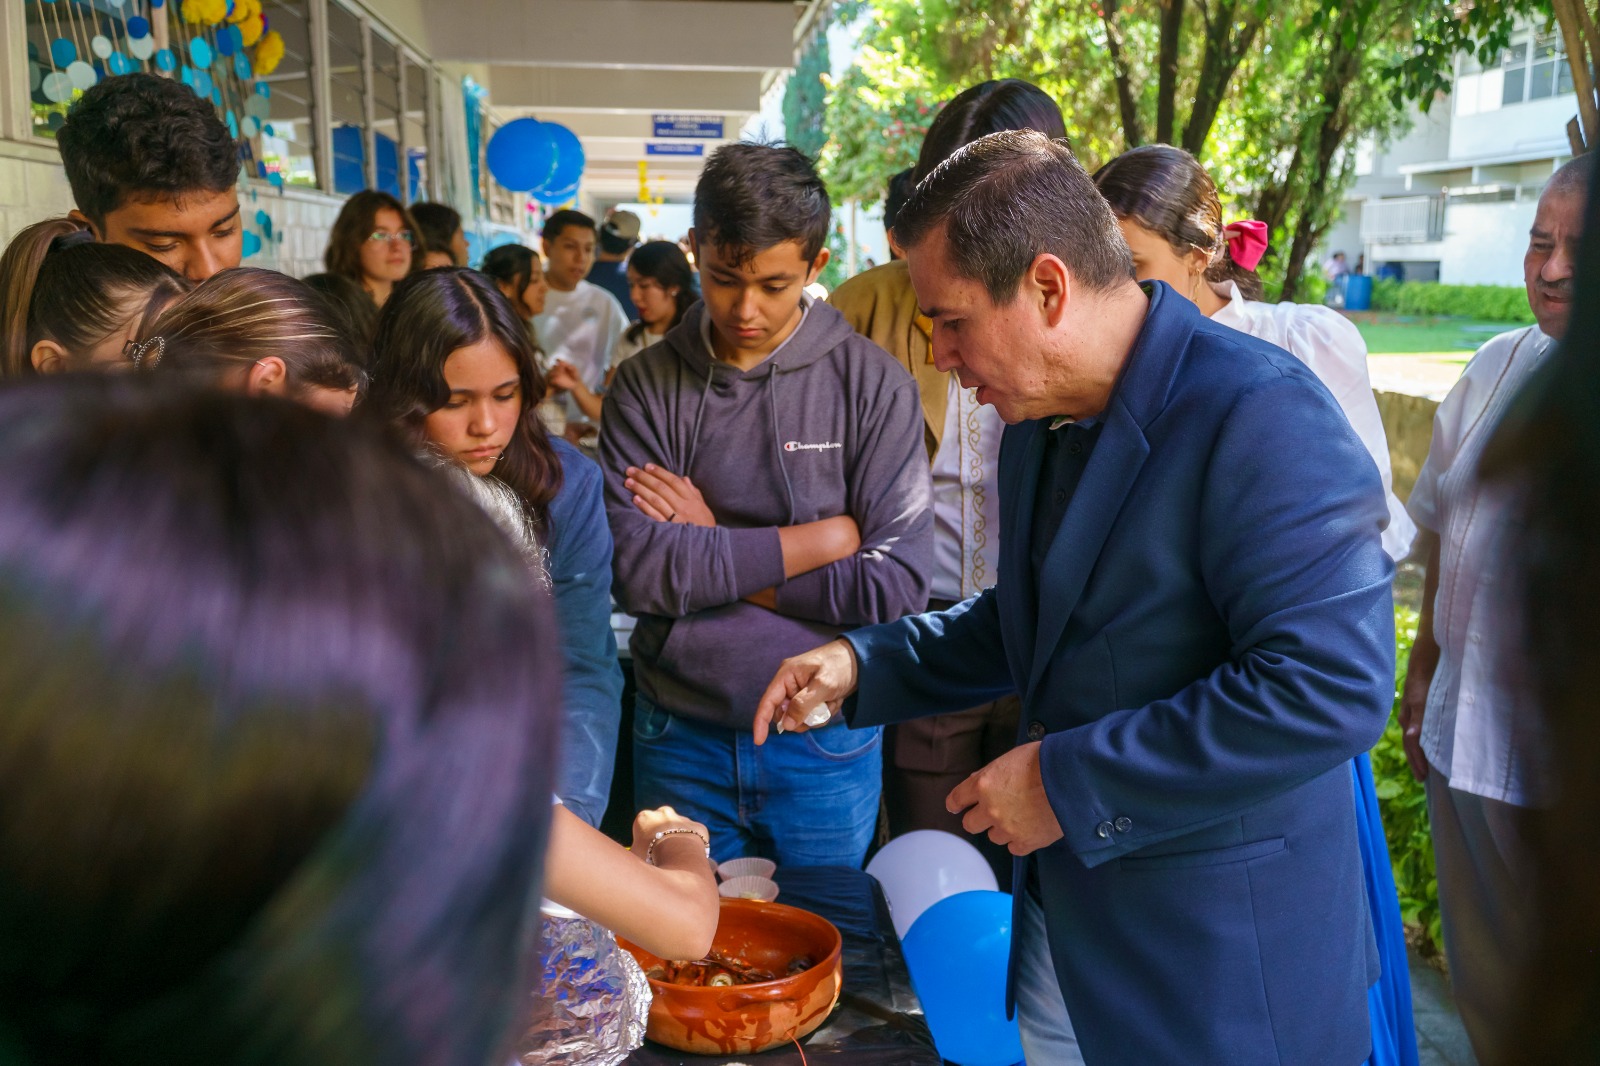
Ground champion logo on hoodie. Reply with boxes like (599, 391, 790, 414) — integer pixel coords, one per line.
(783, 440, 843, 453)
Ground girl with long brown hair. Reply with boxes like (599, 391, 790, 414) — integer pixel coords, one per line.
(323, 190, 425, 308)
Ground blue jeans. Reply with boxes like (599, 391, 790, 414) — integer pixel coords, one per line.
(1016, 889, 1084, 1064)
(632, 694, 882, 867)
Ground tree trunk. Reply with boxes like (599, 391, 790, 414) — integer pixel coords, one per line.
(1551, 0, 1598, 153)
(1156, 0, 1187, 143)
(1101, 0, 1146, 146)
(1182, 0, 1266, 154)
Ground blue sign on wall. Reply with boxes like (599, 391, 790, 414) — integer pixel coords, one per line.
(646, 142, 706, 157)
(652, 113, 724, 139)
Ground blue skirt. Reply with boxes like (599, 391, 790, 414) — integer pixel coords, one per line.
(1352, 752, 1419, 1066)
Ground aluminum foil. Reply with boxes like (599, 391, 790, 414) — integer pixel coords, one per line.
(513, 910, 652, 1066)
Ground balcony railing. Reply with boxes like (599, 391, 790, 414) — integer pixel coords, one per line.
(1360, 196, 1446, 243)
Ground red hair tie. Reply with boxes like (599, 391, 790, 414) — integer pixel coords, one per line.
(1223, 220, 1268, 271)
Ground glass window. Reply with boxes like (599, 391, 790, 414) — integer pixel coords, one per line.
(1502, 65, 1526, 106)
(404, 55, 431, 201)
(254, 0, 319, 187)
(1557, 58, 1575, 96)
(369, 30, 409, 200)
(23, 0, 104, 138)
(1501, 42, 1528, 69)
(327, 0, 368, 194)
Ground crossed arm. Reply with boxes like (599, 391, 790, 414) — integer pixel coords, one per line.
(622, 462, 860, 607)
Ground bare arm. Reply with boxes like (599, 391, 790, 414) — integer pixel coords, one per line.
(1400, 532, 1441, 781)
(547, 361, 605, 422)
(541, 805, 719, 962)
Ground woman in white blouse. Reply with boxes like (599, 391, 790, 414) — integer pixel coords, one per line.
(1094, 145, 1416, 563)
(1095, 144, 1419, 1066)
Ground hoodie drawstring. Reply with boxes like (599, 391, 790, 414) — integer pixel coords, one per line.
(683, 361, 715, 478)
(768, 371, 797, 525)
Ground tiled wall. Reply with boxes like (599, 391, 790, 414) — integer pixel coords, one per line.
(0, 142, 75, 243)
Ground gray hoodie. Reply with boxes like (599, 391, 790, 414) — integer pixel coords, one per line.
(600, 299, 933, 729)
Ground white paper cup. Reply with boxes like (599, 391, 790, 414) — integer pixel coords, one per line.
(717, 857, 777, 882)
(718, 876, 780, 902)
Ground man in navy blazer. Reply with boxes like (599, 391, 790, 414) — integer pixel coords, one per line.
(754, 131, 1396, 1064)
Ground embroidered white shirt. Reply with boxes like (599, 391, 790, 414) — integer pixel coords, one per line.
(1211, 281, 1417, 561)
(929, 375, 1004, 602)
(1407, 325, 1553, 806)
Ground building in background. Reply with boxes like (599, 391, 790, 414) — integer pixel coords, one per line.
(1323, 20, 1577, 287)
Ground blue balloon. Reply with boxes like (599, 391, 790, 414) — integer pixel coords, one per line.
(530, 177, 579, 207)
(901, 891, 1023, 1066)
(485, 118, 557, 193)
(542, 122, 585, 194)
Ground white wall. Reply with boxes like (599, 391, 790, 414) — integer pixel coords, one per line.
(0, 141, 74, 245)
(1436, 199, 1537, 285)
(1448, 94, 1574, 161)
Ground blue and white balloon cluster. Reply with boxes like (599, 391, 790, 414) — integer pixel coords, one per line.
(485, 118, 585, 205)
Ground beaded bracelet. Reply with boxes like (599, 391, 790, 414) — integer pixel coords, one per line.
(645, 826, 711, 866)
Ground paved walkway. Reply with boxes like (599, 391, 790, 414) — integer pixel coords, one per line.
(1409, 948, 1479, 1065)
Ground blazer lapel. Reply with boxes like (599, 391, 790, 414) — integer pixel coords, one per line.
(1025, 404, 1149, 698)
(998, 421, 1047, 686)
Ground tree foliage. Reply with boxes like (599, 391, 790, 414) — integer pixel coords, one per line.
(783, 30, 832, 161)
(820, 0, 1546, 295)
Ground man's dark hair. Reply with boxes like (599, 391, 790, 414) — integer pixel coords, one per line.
(895, 130, 1133, 304)
(541, 209, 596, 244)
(57, 73, 240, 227)
(408, 202, 462, 256)
(692, 143, 829, 266)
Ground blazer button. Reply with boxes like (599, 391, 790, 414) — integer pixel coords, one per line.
(1114, 816, 1133, 833)
(1095, 820, 1114, 839)
(1026, 721, 1047, 742)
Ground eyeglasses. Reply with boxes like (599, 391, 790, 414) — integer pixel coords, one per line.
(367, 230, 415, 244)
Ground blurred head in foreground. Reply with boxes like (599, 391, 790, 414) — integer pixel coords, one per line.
(0, 376, 561, 1066)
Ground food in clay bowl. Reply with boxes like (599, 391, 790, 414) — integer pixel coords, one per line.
(618, 898, 843, 1055)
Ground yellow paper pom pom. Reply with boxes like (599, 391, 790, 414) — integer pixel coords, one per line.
(227, 0, 260, 23)
(254, 30, 284, 76)
(181, 0, 227, 25)
(238, 13, 265, 47)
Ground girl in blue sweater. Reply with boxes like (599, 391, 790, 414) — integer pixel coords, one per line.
(364, 268, 625, 828)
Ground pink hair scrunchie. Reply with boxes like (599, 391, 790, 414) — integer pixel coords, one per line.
(1223, 220, 1269, 271)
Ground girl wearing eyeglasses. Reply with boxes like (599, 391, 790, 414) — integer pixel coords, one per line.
(324, 189, 425, 308)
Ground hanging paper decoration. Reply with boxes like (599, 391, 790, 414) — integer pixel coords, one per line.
(66, 60, 97, 90)
(189, 36, 213, 68)
(90, 35, 113, 59)
(49, 38, 76, 66)
(108, 52, 135, 75)
(241, 231, 262, 258)
(238, 12, 264, 46)
(129, 35, 155, 60)
(154, 47, 176, 70)
(126, 15, 150, 37)
(253, 29, 283, 75)
(181, 0, 226, 25)
(40, 72, 72, 103)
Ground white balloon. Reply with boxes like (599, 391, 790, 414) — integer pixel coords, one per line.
(866, 829, 999, 939)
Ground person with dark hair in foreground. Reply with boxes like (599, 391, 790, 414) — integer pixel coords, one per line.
(410, 201, 468, 268)
(301, 271, 380, 360)
(829, 79, 1068, 913)
(1480, 164, 1600, 1066)
(756, 130, 1395, 1064)
(0, 375, 562, 1066)
(1096, 139, 1420, 1066)
(1399, 151, 1593, 1065)
(0, 217, 189, 377)
(601, 142, 933, 869)
(57, 73, 243, 281)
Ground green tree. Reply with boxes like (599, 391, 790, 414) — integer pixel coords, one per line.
(822, 0, 1527, 297)
(783, 30, 832, 160)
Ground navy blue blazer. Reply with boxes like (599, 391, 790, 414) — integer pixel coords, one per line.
(847, 284, 1395, 1065)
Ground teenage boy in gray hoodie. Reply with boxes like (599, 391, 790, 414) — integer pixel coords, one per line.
(599, 144, 933, 868)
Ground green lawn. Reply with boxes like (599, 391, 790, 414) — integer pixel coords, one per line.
(1353, 315, 1520, 359)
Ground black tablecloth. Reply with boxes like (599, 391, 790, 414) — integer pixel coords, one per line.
(625, 865, 943, 1065)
